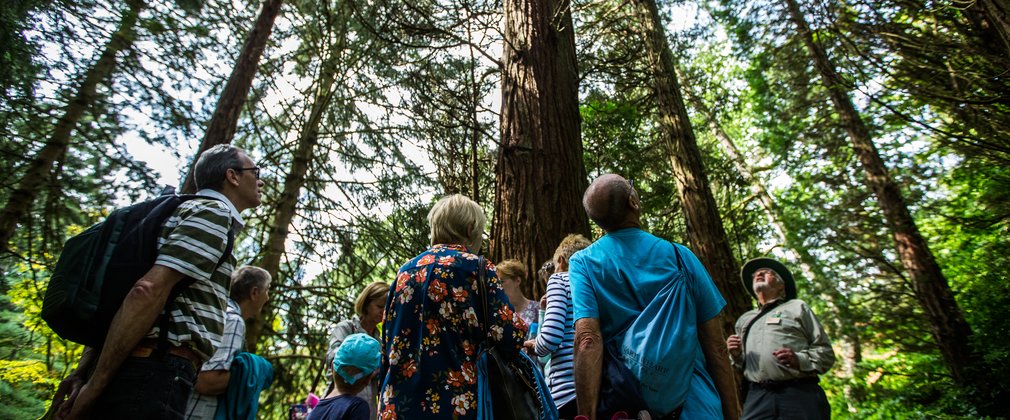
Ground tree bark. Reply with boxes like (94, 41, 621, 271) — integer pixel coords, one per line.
(180, 0, 284, 193)
(977, 0, 1010, 57)
(629, 0, 745, 415)
(0, 0, 143, 252)
(684, 80, 870, 409)
(245, 5, 348, 351)
(784, 0, 979, 387)
(493, 0, 590, 300)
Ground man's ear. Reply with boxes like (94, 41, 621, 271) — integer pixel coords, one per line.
(224, 168, 241, 187)
(628, 192, 641, 212)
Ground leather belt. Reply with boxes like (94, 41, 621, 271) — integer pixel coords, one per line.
(130, 338, 202, 371)
(750, 376, 819, 390)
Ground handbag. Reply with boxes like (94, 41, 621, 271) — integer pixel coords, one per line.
(474, 257, 557, 420)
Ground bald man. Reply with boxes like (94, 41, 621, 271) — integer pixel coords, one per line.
(569, 174, 738, 420)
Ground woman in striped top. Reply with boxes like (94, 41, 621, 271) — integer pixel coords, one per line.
(524, 234, 592, 419)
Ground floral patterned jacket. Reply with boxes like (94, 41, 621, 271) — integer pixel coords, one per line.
(379, 244, 527, 419)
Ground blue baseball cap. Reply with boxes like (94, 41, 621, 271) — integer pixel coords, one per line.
(333, 333, 381, 385)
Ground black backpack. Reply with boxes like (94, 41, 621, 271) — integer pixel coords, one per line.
(41, 189, 234, 348)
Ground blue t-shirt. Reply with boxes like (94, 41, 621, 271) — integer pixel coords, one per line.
(569, 228, 726, 418)
(307, 394, 370, 420)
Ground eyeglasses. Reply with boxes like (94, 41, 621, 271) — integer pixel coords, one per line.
(233, 167, 260, 179)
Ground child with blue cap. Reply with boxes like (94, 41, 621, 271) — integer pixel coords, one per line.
(308, 333, 381, 420)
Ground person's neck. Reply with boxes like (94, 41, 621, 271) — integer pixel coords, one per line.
(756, 292, 783, 307)
(237, 299, 255, 320)
(326, 387, 358, 399)
(360, 318, 377, 336)
(505, 289, 526, 308)
(605, 216, 642, 233)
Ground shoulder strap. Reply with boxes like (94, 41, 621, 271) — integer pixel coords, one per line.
(476, 256, 490, 343)
(610, 244, 687, 344)
(739, 298, 787, 366)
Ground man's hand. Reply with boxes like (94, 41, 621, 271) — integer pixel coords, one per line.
(63, 381, 100, 420)
(194, 370, 231, 395)
(51, 371, 84, 419)
(726, 335, 742, 358)
(773, 347, 799, 369)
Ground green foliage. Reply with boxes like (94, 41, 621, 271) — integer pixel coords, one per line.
(0, 0, 1006, 417)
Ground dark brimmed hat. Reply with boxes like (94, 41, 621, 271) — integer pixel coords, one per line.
(741, 258, 796, 300)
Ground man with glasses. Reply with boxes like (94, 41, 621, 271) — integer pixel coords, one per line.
(60, 144, 265, 419)
(726, 258, 834, 419)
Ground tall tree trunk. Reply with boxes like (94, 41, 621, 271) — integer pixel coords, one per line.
(785, 0, 981, 390)
(180, 0, 284, 193)
(684, 80, 869, 408)
(493, 0, 590, 300)
(630, 0, 745, 415)
(245, 12, 348, 351)
(0, 0, 143, 252)
(629, 0, 750, 335)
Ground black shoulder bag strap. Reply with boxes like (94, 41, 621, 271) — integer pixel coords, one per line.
(739, 298, 787, 366)
(476, 256, 490, 342)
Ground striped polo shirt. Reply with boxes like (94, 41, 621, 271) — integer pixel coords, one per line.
(150, 190, 241, 361)
(533, 272, 576, 408)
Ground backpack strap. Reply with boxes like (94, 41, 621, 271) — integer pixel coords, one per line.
(609, 244, 687, 345)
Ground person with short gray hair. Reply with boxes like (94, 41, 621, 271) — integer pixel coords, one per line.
(427, 193, 486, 252)
(58, 146, 264, 419)
(194, 144, 246, 191)
(378, 194, 526, 419)
(186, 266, 272, 419)
(727, 258, 835, 420)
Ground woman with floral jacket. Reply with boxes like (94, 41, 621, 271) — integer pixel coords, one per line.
(378, 194, 527, 419)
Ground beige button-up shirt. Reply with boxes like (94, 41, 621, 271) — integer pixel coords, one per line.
(731, 298, 835, 382)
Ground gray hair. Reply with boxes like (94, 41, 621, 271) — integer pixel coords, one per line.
(230, 266, 271, 302)
(194, 144, 245, 191)
(428, 194, 486, 251)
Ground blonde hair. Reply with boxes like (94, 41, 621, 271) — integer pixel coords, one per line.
(354, 281, 389, 317)
(428, 194, 486, 251)
(495, 259, 527, 281)
(553, 234, 592, 265)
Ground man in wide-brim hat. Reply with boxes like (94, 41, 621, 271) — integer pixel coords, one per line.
(727, 258, 836, 420)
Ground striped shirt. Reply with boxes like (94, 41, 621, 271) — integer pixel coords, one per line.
(533, 272, 576, 408)
(185, 298, 246, 419)
(150, 191, 239, 361)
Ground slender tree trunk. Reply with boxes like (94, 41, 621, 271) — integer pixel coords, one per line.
(629, 0, 745, 415)
(180, 0, 284, 193)
(493, 0, 590, 300)
(629, 0, 749, 333)
(785, 0, 981, 389)
(466, 20, 482, 203)
(684, 81, 870, 409)
(0, 0, 143, 252)
(680, 80, 825, 285)
(245, 12, 347, 351)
